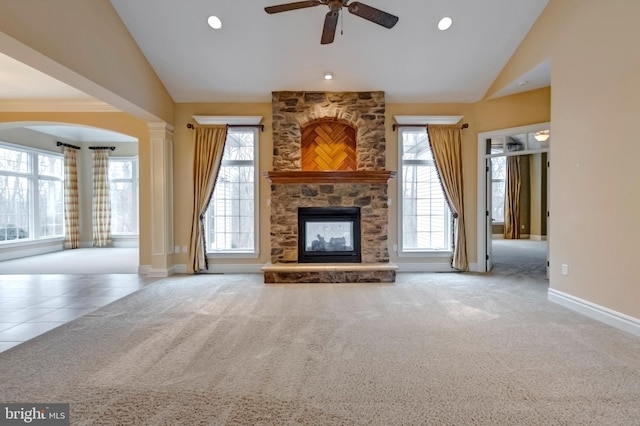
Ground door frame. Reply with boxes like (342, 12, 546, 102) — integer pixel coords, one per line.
(476, 122, 550, 273)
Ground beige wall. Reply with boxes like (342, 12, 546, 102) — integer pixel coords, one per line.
(173, 104, 274, 267)
(171, 90, 550, 270)
(549, 0, 640, 318)
(495, 0, 640, 319)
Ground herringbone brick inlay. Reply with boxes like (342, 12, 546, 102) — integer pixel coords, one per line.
(301, 121, 357, 171)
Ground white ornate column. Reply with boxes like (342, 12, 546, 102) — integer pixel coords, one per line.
(147, 122, 174, 276)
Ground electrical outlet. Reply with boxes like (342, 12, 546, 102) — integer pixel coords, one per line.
(174, 245, 180, 253)
(561, 264, 569, 276)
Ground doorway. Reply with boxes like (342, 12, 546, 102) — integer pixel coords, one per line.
(476, 123, 550, 275)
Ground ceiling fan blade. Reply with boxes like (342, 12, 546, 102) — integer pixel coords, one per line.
(321, 11, 339, 44)
(347, 2, 398, 28)
(265, 0, 322, 14)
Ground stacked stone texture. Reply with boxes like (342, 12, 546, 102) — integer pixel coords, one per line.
(270, 183, 389, 264)
(272, 91, 386, 171)
(269, 91, 391, 273)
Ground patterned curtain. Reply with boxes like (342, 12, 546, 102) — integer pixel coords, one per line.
(426, 124, 468, 271)
(189, 125, 228, 273)
(63, 147, 80, 249)
(92, 149, 111, 247)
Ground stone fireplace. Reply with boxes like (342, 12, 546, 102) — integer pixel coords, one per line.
(263, 91, 397, 283)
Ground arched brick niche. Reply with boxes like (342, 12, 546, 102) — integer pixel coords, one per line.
(271, 91, 386, 171)
(301, 118, 356, 171)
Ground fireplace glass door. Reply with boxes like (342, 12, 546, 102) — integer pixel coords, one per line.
(298, 207, 361, 263)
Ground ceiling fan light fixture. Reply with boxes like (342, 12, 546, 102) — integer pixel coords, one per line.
(438, 16, 453, 31)
(324, 72, 333, 80)
(207, 15, 222, 30)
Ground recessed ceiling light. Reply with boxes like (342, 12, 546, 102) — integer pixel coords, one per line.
(324, 72, 333, 80)
(438, 17, 453, 31)
(207, 15, 222, 30)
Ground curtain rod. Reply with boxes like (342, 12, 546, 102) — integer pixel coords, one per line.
(88, 146, 116, 151)
(56, 141, 81, 150)
(392, 122, 469, 131)
(186, 123, 264, 132)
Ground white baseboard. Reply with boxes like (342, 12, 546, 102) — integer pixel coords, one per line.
(138, 265, 177, 277)
(174, 264, 188, 274)
(205, 263, 263, 274)
(467, 262, 482, 272)
(548, 288, 640, 338)
(0, 240, 63, 261)
(396, 262, 458, 272)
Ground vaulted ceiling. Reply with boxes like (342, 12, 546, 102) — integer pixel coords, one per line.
(0, 0, 550, 110)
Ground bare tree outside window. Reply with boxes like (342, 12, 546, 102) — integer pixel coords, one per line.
(109, 158, 139, 235)
(205, 129, 257, 253)
(400, 129, 451, 252)
(0, 145, 63, 242)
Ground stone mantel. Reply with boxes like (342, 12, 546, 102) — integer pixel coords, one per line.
(265, 170, 396, 185)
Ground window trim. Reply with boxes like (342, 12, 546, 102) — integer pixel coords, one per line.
(108, 156, 139, 236)
(396, 126, 453, 257)
(0, 141, 64, 245)
(205, 126, 260, 258)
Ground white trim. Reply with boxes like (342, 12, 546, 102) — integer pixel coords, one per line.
(173, 264, 188, 274)
(548, 288, 640, 338)
(397, 126, 453, 255)
(467, 262, 482, 272)
(205, 263, 264, 274)
(477, 122, 550, 272)
(144, 267, 175, 278)
(393, 115, 463, 125)
(192, 116, 262, 125)
(395, 262, 458, 272)
(530, 235, 547, 241)
(0, 240, 62, 261)
(0, 100, 119, 113)
(397, 250, 453, 259)
(111, 237, 139, 248)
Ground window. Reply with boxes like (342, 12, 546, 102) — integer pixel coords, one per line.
(204, 128, 258, 254)
(109, 157, 139, 235)
(491, 155, 506, 223)
(0, 143, 64, 243)
(399, 128, 451, 253)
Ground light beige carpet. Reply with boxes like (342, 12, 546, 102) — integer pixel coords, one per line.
(0, 271, 639, 425)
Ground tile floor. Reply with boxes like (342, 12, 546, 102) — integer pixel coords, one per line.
(0, 274, 158, 353)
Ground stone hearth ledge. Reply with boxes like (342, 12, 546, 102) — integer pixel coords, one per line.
(262, 262, 398, 284)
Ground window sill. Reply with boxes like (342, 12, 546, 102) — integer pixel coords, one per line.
(398, 250, 453, 258)
(206, 251, 259, 259)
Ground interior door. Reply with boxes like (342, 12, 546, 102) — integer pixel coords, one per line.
(485, 157, 493, 271)
(546, 156, 550, 278)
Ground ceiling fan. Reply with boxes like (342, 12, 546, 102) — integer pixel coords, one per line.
(264, 0, 399, 45)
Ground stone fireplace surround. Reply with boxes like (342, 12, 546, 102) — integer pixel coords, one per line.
(263, 91, 397, 283)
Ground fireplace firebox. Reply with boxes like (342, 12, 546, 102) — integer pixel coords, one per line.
(298, 207, 361, 263)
